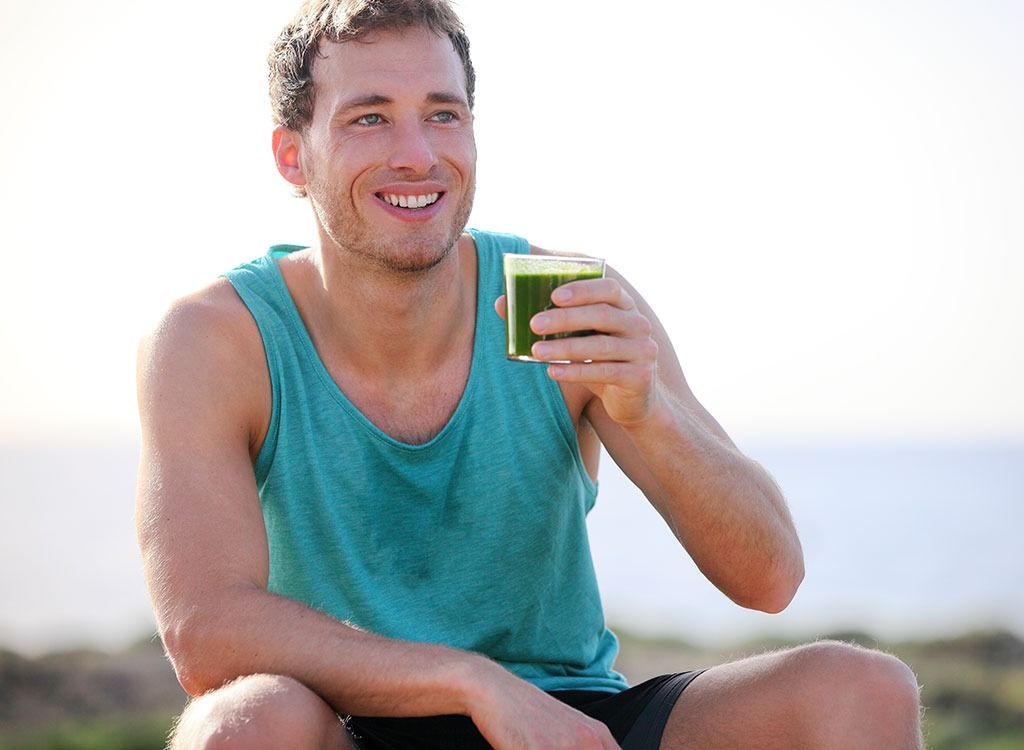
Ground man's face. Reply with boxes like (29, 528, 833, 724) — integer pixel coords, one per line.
(293, 27, 477, 274)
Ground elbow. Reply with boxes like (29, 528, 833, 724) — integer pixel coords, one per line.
(755, 549, 805, 614)
(729, 547, 805, 615)
(160, 614, 238, 697)
(752, 523, 806, 613)
(758, 560, 804, 614)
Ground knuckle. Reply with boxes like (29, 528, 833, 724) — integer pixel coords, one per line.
(641, 338, 659, 361)
(637, 313, 653, 337)
(626, 366, 650, 390)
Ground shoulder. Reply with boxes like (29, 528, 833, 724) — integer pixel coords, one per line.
(139, 278, 260, 372)
(137, 278, 270, 450)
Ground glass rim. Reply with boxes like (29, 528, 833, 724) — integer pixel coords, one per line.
(502, 252, 605, 270)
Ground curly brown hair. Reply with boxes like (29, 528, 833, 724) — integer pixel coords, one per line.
(268, 0, 476, 133)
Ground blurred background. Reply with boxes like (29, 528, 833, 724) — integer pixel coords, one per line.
(1, 2, 1022, 743)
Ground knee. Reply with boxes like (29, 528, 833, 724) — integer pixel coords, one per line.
(792, 640, 923, 745)
(812, 640, 920, 710)
(170, 674, 344, 750)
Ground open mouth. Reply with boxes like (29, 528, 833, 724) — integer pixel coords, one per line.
(377, 192, 442, 209)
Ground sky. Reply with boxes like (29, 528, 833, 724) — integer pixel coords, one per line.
(1, 0, 1022, 445)
(0, 0, 1022, 658)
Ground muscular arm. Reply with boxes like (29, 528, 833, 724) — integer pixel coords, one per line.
(516, 259, 804, 613)
(135, 281, 618, 748)
(585, 335, 804, 614)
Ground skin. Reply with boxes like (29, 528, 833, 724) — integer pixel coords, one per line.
(138, 25, 922, 750)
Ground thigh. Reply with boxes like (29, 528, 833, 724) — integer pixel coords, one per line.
(171, 673, 355, 750)
(659, 640, 923, 750)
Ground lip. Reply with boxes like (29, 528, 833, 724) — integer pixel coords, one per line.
(372, 184, 448, 221)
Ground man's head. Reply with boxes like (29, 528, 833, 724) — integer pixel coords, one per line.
(269, 0, 475, 134)
(269, 16, 478, 273)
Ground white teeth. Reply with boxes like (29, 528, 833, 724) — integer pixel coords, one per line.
(381, 193, 440, 209)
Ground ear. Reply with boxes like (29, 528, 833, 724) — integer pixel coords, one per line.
(272, 126, 307, 188)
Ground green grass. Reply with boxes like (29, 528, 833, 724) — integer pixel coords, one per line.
(0, 714, 173, 750)
(3, 629, 1022, 749)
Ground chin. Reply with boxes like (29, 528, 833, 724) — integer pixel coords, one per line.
(372, 236, 457, 274)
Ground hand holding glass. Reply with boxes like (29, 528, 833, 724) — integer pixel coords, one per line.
(503, 253, 606, 362)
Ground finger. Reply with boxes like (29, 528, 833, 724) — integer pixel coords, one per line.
(582, 719, 621, 750)
(550, 277, 637, 311)
(532, 335, 658, 367)
(494, 295, 507, 320)
(603, 727, 623, 750)
(545, 360, 656, 392)
(532, 305, 652, 339)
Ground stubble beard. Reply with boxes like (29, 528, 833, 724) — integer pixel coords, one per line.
(312, 180, 476, 277)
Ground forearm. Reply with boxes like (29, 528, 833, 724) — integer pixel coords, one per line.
(531, 266, 804, 611)
(160, 583, 499, 718)
(156, 580, 618, 748)
(613, 387, 804, 612)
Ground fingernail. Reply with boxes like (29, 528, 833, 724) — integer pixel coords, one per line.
(532, 313, 549, 332)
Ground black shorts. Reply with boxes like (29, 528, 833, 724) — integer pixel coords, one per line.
(343, 671, 705, 750)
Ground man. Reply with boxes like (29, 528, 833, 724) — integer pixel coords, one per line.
(135, 1, 924, 747)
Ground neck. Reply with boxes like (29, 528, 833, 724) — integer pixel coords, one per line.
(287, 234, 476, 377)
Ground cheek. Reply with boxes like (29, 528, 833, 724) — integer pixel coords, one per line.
(306, 152, 369, 204)
(451, 137, 477, 180)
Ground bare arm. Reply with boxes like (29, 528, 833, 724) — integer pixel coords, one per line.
(509, 258, 804, 613)
(135, 281, 618, 748)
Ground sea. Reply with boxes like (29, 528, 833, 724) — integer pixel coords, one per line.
(1, 438, 1022, 656)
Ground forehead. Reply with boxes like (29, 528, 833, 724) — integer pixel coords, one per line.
(312, 27, 468, 110)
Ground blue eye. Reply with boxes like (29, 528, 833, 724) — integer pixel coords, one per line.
(430, 111, 457, 123)
(356, 114, 383, 126)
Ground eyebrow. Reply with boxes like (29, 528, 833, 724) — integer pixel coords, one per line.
(333, 91, 469, 117)
(425, 91, 469, 107)
(338, 94, 392, 112)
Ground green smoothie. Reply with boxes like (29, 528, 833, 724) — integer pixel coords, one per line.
(503, 254, 605, 362)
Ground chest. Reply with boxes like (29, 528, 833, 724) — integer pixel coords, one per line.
(334, 352, 473, 445)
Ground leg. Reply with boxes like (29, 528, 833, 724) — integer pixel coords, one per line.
(662, 640, 924, 749)
(169, 673, 356, 750)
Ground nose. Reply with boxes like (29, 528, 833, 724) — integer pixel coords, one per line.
(387, 119, 438, 175)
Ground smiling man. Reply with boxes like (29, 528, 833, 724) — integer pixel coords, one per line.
(274, 32, 477, 277)
(135, 1, 924, 748)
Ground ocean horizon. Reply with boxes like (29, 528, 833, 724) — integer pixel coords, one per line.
(590, 437, 1024, 648)
(1, 437, 1022, 656)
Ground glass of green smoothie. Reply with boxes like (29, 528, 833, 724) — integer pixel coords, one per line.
(503, 253, 606, 362)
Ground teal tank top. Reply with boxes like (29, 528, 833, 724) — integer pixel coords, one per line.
(223, 228, 626, 693)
